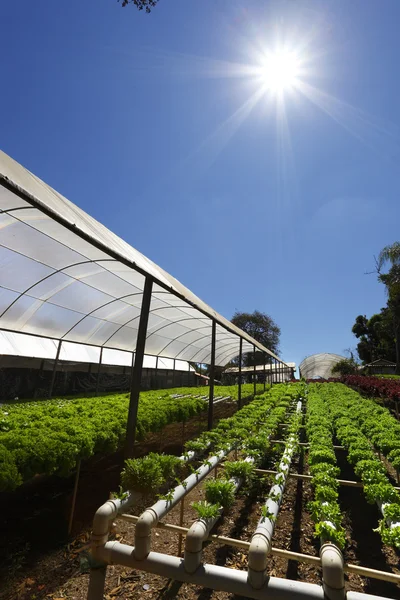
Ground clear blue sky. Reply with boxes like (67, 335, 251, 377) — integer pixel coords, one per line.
(2, 0, 400, 370)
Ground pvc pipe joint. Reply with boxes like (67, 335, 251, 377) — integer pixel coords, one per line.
(320, 543, 345, 600)
(184, 517, 216, 573)
(247, 532, 270, 589)
(134, 508, 159, 560)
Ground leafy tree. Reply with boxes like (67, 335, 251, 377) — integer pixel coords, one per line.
(377, 242, 400, 374)
(352, 309, 396, 364)
(331, 358, 359, 376)
(231, 310, 280, 367)
(119, 0, 159, 12)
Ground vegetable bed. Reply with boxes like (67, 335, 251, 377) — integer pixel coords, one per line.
(0, 384, 262, 492)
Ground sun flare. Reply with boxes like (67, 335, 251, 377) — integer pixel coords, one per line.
(260, 49, 300, 92)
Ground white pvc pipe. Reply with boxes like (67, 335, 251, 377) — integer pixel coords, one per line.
(248, 400, 302, 589)
(320, 543, 345, 600)
(135, 448, 231, 559)
(347, 593, 394, 600)
(184, 456, 254, 573)
(377, 500, 400, 535)
(97, 541, 325, 600)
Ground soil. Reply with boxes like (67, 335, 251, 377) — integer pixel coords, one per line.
(1, 402, 400, 600)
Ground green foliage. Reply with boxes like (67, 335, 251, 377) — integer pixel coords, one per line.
(331, 358, 359, 376)
(121, 453, 182, 493)
(119, 0, 158, 13)
(230, 310, 280, 365)
(224, 460, 255, 484)
(352, 310, 396, 365)
(305, 387, 346, 549)
(0, 388, 208, 490)
(315, 521, 346, 550)
(205, 479, 236, 509)
(192, 501, 221, 519)
(309, 382, 400, 549)
(260, 505, 276, 522)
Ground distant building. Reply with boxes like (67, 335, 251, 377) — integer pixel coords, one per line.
(364, 358, 396, 375)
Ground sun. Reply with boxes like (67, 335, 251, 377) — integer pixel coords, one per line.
(260, 49, 300, 93)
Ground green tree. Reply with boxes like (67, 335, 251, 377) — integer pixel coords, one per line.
(231, 310, 280, 366)
(331, 358, 359, 376)
(352, 309, 396, 364)
(377, 242, 400, 374)
(119, 0, 159, 12)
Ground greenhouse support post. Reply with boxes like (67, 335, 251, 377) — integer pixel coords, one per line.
(126, 276, 153, 458)
(49, 339, 62, 398)
(238, 338, 242, 408)
(95, 347, 103, 395)
(263, 353, 266, 392)
(253, 345, 256, 396)
(173, 359, 176, 387)
(68, 459, 81, 535)
(208, 320, 216, 430)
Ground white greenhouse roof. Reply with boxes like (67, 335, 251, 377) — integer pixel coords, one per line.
(0, 150, 285, 367)
(299, 353, 345, 379)
(224, 362, 296, 374)
(0, 330, 194, 372)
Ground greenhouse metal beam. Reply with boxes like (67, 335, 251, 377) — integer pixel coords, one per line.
(49, 339, 62, 398)
(238, 338, 242, 408)
(253, 345, 256, 396)
(126, 276, 153, 457)
(208, 320, 216, 430)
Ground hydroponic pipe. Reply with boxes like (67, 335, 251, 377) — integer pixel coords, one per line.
(184, 456, 255, 573)
(96, 542, 325, 600)
(248, 400, 302, 589)
(376, 499, 400, 541)
(320, 543, 345, 600)
(135, 448, 231, 559)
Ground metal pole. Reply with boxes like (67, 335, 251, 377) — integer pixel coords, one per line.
(96, 347, 103, 395)
(263, 353, 266, 392)
(208, 320, 216, 430)
(238, 338, 242, 409)
(68, 459, 81, 536)
(126, 277, 153, 458)
(173, 359, 176, 389)
(49, 339, 62, 398)
(253, 345, 257, 397)
(155, 355, 158, 390)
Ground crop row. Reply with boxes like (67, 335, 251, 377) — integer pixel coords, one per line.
(341, 374, 400, 402)
(121, 384, 303, 496)
(310, 383, 400, 548)
(334, 386, 400, 472)
(0, 384, 269, 493)
(0, 389, 208, 492)
(305, 387, 345, 549)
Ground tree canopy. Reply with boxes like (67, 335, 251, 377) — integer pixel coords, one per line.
(377, 242, 400, 374)
(352, 309, 396, 364)
(119, 0, 159, 12)
(331, 357, 359, 376)
(231, 310, 280, 367)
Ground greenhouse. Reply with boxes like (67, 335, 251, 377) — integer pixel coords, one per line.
(298, 353, 346, 379)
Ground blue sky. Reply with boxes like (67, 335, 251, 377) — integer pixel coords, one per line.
(1, 0, 400, 370)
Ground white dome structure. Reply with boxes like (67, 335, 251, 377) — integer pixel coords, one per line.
(298, 353, 345, 379)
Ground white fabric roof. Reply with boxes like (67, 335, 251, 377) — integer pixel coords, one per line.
(0, 150, 284, 367)
(299, 353, 345, 379)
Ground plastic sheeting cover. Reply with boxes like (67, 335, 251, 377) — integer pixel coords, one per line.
(0, 151, 286, 367)
(299, 353, 345, 379)
(0, 330, 195, 371)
